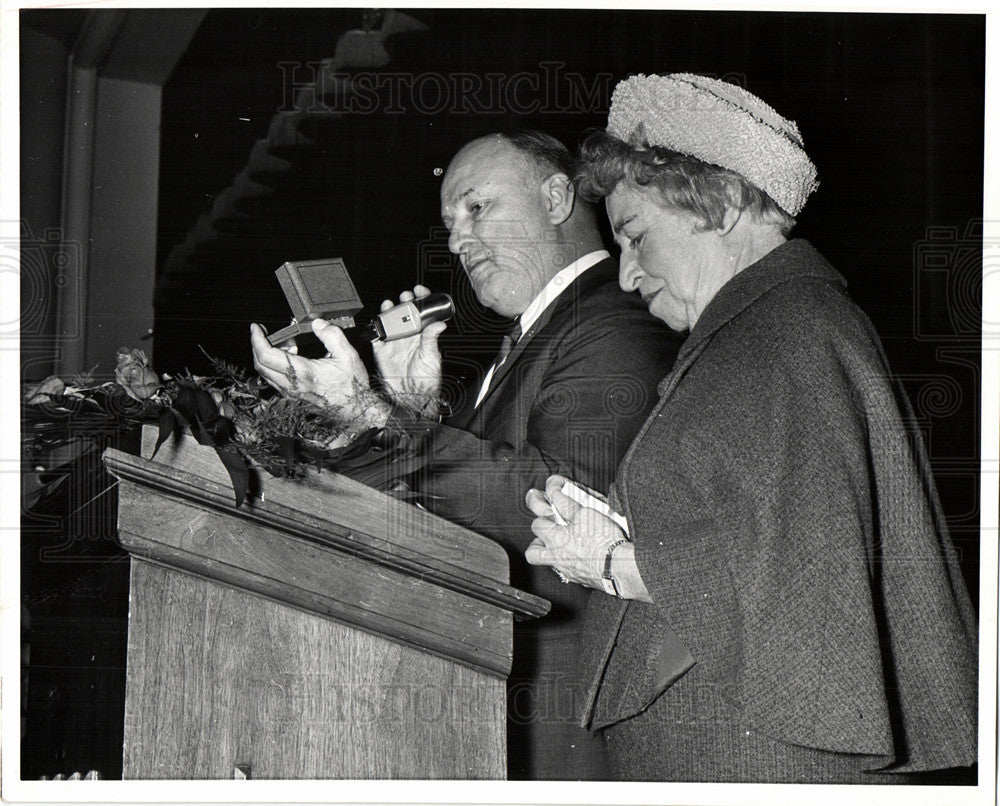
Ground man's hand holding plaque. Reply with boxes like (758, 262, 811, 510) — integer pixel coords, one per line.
(250, 320, 392, 436)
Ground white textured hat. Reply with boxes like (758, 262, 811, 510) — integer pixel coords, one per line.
(607, 73, 819, 216)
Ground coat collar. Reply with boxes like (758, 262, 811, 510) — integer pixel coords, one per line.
(677, 239, 846, 364)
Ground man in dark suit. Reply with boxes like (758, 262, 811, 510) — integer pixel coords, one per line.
(251, 131, 680, 779)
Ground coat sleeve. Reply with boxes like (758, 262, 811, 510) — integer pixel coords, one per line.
(409, 303, 677, 553)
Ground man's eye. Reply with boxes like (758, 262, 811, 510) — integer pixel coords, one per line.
(628, 233, 644, 249)
(470, 202, 484, 216)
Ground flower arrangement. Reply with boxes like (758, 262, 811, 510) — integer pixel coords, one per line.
(23, 347, 427, 506)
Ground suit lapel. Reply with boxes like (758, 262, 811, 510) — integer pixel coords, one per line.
(472, 258, 618, 413)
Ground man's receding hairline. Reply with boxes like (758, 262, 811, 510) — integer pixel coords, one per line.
(444, 136, 542, 187)
(453, 132, 571, 180)
(500, 132, 574, 180)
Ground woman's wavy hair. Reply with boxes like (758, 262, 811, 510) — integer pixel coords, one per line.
(575, 128, 795, 235)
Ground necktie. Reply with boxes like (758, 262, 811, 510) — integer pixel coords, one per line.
(495, 320, 522, 368)
(474, 321, 522, 409)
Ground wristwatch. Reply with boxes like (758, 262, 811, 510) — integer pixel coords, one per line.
(601, 539, 629, 597)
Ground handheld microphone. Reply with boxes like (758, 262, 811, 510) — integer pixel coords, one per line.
(349, 292, 454, 342)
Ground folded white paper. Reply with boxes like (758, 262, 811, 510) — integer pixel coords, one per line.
(556, 480, 630, 535)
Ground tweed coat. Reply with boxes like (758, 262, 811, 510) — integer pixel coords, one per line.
(397, 257, 681, 779)
(577, 240, 978, 782)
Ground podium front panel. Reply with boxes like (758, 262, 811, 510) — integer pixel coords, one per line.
(123, 560, 505, 779)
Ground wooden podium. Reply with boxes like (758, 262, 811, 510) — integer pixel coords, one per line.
(103, 429, 548, 779)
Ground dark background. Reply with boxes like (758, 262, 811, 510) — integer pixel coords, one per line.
(19, 7, 985, 781)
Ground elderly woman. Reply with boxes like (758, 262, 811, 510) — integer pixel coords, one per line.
(525, 74, 977, 783)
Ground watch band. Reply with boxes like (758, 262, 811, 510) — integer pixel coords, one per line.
(601, 539, 629, 597)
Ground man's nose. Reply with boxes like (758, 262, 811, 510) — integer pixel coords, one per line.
(448, 221, 472, 255)
(619, 252, 643, 292)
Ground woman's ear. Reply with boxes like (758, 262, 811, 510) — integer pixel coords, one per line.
(718, 181, 743, 235)
(719, 204, 742, 235)
(540, 173, 576, 225)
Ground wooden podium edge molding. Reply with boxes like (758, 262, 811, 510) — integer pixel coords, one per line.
(104, 448, 549, 620)
(113, 513, 516, 676)
(104, 448, 549, 677)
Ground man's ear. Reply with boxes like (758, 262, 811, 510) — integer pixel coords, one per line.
(540, 173, 576, 226)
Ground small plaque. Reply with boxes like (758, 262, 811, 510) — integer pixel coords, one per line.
(269, 258, 363, 345)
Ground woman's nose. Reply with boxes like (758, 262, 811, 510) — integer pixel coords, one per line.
(619, 252, 643, 292)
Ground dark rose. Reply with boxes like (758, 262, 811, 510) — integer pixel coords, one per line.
(203, 415, 233, 442)
(115, 347, 161, 401)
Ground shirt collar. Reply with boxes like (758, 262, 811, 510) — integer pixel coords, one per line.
(517, 250, 610, 337)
